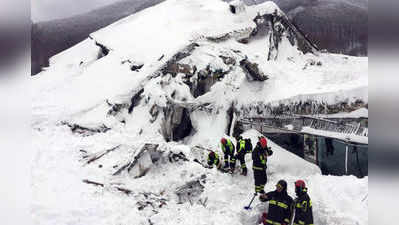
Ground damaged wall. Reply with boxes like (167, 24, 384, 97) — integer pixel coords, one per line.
(250, 10, 319, 60)
(160, 103, 193, 142)
(239, 99, 367, 118)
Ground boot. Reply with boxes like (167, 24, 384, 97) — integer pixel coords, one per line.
(223, 162, 229, 169)
(241, 168, 247, 176)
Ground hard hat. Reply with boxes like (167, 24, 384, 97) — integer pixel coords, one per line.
(221, 138, 227, 145)
(295, 180, 306, 188)
(260, 137, 267, 148)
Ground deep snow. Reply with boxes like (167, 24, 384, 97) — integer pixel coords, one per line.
(31, 127, 367, 225)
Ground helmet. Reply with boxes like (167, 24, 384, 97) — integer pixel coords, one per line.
(221, 138, 227, 145)
(295, 180, 306, 195)
(277, 180, 287, 191)
(238, 136, 243, 140)
(209, 151, 215, 159)
(295, 180, 306, 188)
(260, 137, 267, 148)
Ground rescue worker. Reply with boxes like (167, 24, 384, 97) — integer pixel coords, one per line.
(260, 180, 294, 225)
(235, 136, 243, 153)
(220, 138, 236, 172)
(207, 151, 222, 169)
(235, 136, 248, 176)
(252, 136, 270, 193)
(293, 180, 314, 225)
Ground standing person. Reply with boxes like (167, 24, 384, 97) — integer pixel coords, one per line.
(252, 136, 271, 193)
(259, 180, 294, 225)
(293, 180, 314, 225)
(235, 136, 248, 176)
(220, 138, 236, 172)
(245, 138, 253, 153)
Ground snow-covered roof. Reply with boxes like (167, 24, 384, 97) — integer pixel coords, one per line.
(302, 126, 368, 144)
(254, 1, 282, 16)
(230, 0, 245, 6)
(229, 0, 247, 14)
(322, 108, 368, 119)
(90, 0, 266, 61)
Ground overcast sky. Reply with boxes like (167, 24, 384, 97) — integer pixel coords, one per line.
(31, 0, 119, 22)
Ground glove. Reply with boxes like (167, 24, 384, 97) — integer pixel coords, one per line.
(259, 194, 268, 202)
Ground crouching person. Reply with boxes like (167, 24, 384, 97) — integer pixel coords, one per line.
(220, 138, 236, 172)
(207, 151, 222, 170)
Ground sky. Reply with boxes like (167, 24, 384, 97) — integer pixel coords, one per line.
(31, 0, 119, 22)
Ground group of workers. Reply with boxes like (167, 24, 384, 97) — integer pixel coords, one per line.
(206, 135, 314, 225)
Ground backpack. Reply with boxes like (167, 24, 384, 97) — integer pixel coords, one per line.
(245, 138, 253, 153)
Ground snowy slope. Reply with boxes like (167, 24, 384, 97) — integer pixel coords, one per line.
(31, 126, 367, 225)
(32, 1, 368, 225)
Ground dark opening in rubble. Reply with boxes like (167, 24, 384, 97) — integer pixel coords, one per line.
(192, 66, 229, 98)
(226, 104, 235, 136)
(240, 58, 268, 81)
(266, 133, 304, 158)
(233, 120, 244, 139)
(172, 108, 193, 141)
(229, 5, 236, 14)
(194, 74, 214, 98)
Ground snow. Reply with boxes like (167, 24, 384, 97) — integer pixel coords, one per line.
(48, 38, 102, 70)
(31, 0, 368, 224)
(233, 53, 368, 107)
(322, 108, 368, 118)
(90, 0, 259, 62)
(302, 126, 368, 144)
(255, 1, 283, 16)
(230, 0, 247, 14)
(31, 126, 367, 225)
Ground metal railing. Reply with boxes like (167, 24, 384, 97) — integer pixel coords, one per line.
(238, 114, 368, 137)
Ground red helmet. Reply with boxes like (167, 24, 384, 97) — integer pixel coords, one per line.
(221, 138, 227, 145)
(209, 151, 215, 159)
(295, 180, 306, 188)
(260, 137, 267, 148)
